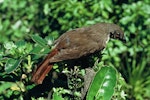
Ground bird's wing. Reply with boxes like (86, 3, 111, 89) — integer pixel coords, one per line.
(49, 28, 105, 63)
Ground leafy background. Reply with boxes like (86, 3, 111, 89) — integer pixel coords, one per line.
(0, 0, 150, 100)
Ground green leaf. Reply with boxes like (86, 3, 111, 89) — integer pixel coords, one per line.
(52, 92, 64, 100)
(30, 44, 50, 54)
(44, 4, 49, 15)
(4, 42, 16, 50)
(31, 35, 47, 47)
(5, 58, 22, 73)
(86, 66, 117, 100)
(15, 40, 26, 47)
(0, 82, 13, 93)
(102, 11, 108, 19)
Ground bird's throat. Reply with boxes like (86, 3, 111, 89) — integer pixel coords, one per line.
(105, 35, 110, 44)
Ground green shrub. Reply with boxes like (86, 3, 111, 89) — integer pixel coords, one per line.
(0, 0, 150, 99)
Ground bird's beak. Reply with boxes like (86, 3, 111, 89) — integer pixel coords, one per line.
(121, 36, 126, 43)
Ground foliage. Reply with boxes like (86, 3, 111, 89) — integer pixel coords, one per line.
(87, 66, 117, 100)
(0, 0, 150, 100)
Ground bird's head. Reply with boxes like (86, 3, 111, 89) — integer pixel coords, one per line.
(110, 30, 126, 42)
(108, 24, 126, 42)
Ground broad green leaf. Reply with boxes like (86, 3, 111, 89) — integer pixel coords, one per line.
(30, 44, 50, 54)
(15, 40, 26, 47)
(52, 92, 64, 100)
(87, 66, 117, 100)
(44, 4, 49, 15)
(102, 11, 108, 19)
(5, 58, 22, 73)
(31, 35, 47, 47)
(0, 82, 14, 93)
(4, 42, 16, 50)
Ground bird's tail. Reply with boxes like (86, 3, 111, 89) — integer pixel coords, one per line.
(31, 49, 58, 84)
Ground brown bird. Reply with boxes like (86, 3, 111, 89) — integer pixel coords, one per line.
(31, 23, 126, 84)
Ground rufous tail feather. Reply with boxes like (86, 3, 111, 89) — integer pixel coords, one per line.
(31, 49, 58, 84)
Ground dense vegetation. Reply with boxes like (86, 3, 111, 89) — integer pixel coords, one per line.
(0, 0, 150, 100)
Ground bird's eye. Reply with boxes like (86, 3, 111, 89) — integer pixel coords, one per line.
(110, 32, 114, 38)
(116, 32, 120, 37)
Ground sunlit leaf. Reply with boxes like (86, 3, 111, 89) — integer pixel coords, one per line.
(87, 66, 117, 100)
(44, 4, 49, 15)
(52, 92, 64, 100)
(4, 42, 16, 50)
(0, 82, 14, 93)
(31, 35, 47, 47)
(30, 44, 50, 54)
(5, 58, 22, 73)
